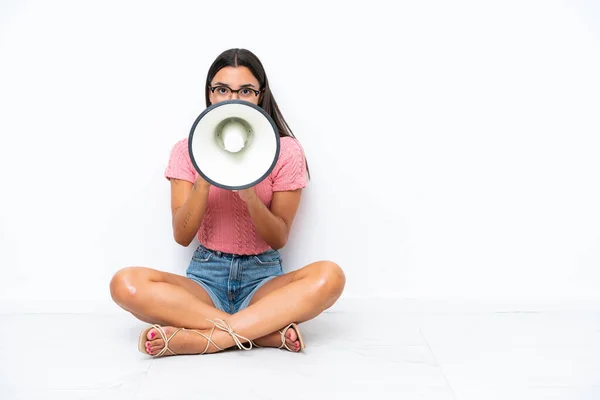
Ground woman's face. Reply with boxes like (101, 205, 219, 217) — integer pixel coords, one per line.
(209, 66, 261, 105)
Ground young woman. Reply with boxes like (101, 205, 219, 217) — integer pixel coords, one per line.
(110, 48, 345, 357)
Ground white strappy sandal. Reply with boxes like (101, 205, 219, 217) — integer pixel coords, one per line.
(252, 322, 306, 352)
(138, 319, 254, 358)
(278, 322, 306, 352)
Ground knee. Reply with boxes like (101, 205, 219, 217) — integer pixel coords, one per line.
(109, 266, 145, 307)
(313, 261, 346, 299)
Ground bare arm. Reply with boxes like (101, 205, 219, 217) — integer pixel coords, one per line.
(239, 188, 302, 250)
(170, 176, 211, 247)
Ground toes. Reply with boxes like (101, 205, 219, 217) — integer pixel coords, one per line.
(150, 343, 164, 354)
(144, 341, 153, 355)
(147, 341, 164, 355)
(147, 328, 158, 341)
(282, 327, 300, 352)
(149, 339, 164, 350)
(143, 337, 164, 355)
(285, 328, 298, 342)
(284, 338, 300, 352)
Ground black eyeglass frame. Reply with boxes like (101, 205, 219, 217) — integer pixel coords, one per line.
(209, 85, 262, 97)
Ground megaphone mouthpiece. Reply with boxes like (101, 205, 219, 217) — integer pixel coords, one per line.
(218, 118, 249, 153)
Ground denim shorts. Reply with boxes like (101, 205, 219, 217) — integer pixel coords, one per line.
(186, 244, 284, 314)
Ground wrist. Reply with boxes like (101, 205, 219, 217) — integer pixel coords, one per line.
(244, 190, 260, 206)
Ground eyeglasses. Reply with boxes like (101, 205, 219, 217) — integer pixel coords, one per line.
(209, 85, 261, 100)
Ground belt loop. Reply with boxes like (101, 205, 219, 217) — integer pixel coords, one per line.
(215, 250, 222, 257)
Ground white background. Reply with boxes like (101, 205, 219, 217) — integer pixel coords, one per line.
(1, 0, 599, 313)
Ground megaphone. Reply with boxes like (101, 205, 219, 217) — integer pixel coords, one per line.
(188, 99, 280, 191)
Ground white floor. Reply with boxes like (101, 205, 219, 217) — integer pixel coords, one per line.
(1, 299, 599, 400)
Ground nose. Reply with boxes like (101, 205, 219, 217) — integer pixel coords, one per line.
(230, 91, 240, 100)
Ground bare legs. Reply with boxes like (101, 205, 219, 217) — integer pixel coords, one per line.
(110, 267, 229, 329)
(110, 261, 346, 356)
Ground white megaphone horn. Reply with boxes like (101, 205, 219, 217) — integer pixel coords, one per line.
(188, 100, 280, 191)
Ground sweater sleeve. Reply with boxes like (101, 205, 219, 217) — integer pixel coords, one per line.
(271, 137, 308, 192)
(164, 138, 196, 183)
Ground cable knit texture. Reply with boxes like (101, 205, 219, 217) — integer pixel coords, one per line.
(164, 136, 308, 255)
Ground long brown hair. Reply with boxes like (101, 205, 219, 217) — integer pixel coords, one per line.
(204, 48, 310, 179)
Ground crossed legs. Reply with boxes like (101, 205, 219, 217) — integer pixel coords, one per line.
(110, 260, 346, 356)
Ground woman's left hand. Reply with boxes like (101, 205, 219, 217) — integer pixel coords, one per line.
(236, 187, 257, 203)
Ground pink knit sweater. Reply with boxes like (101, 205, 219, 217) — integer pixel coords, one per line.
(164, 136, 308, 255)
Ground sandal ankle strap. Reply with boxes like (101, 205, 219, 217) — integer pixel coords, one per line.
(207, 318, 253, 350)
(182, 326, 224, 354)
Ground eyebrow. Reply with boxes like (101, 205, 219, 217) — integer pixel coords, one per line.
(212, 82, 257, 88)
